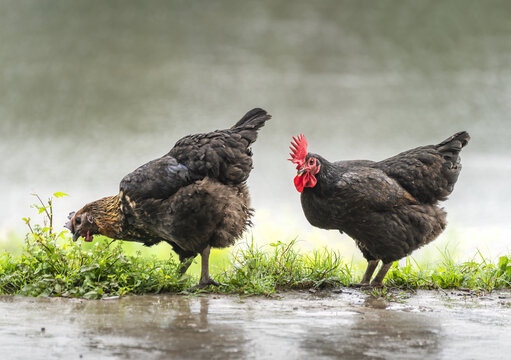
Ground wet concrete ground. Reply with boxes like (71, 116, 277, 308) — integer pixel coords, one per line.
(1, 289, 510, 360)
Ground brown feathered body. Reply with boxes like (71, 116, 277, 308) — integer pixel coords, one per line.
(68, 108, 270, 275)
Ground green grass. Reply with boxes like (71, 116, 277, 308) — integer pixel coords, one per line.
(0, 194, 510, 299)
(214, 239, 355, 295)
(385, 250, 511, 291)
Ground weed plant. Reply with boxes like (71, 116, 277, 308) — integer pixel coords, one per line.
(0, 194, 188, 299)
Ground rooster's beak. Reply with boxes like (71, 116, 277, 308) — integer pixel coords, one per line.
(72, 232, 80, 242)
(297, 168, 306, 176)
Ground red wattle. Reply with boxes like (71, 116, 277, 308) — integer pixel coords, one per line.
(293, 172, 317, 192)
(309, 175, 317, 187)
(294, 175, 305, 192)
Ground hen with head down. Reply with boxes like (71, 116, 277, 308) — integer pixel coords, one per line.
(66, 108, 271, 288)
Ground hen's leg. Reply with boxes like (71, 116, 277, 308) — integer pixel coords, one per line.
(370, 262, 393, 287)
(171, 244, 196, 277)
(356, 260, 380, 286)
(354, 259, 380, 286)
(178, 256, 195, 276)
(196, 245, 225, 288)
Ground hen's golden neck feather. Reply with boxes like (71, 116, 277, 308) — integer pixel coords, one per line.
(81, 195, 124, 239)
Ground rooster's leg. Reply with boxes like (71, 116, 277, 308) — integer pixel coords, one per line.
(369, 262, 393, 287)
(354, 259, 380, 286)
(195, 245, 225, 288)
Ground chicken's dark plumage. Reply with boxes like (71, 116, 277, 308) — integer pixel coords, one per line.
(66, 108, 270, 287)
(289, 131, 470, 286)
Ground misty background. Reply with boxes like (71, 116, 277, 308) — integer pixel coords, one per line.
(1, 0, 510, 261)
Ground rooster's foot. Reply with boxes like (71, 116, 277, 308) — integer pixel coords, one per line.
(369, 282, 384, 288)
(353, 282, 384, 290)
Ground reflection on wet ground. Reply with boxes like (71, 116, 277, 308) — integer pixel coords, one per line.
(1, 289, 510, 359)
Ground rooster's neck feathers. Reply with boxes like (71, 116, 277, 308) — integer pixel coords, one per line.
(305, 153, 332, 187)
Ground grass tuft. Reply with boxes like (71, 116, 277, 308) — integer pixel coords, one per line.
(385, 253, 511, 291)
(213, 240, 355, 295)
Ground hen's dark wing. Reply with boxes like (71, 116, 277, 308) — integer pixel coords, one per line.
(333, 159, 376, 168)
(168, 131, 252, 184)
(333, 167, 418, 214)
(120, 155, 192, 201)
(168, 108, 271, 184)
(375, 131, 470, 204)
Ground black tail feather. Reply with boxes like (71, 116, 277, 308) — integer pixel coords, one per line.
(437, 131, 470, 196)
(231, 108, 271, 144)
(437, 131, 470, 166)
(437, 131, 470, 153)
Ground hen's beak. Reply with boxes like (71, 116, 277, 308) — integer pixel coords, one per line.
(65, 211, 78, 241)
(64, 219, 73, 231)
(297, 168, 306, 176)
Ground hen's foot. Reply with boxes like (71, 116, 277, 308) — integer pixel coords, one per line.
(352, 282, 371, 288)
(192, 278, 226, 290)
(192, 245, 227, 290)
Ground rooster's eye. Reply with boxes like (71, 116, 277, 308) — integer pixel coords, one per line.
(75, 216, 81, 225)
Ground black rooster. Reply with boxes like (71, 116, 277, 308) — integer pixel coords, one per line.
(66, 108, 271, 287)
(289, 131, 470, 286)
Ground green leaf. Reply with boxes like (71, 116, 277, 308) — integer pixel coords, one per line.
(498, 256, 509, 272)
(83, 290, 99, 299)
(53, 192, 69, 198)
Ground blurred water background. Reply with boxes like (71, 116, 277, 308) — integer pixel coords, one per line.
(1, 0, 510, 263)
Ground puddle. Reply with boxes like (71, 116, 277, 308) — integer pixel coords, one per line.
(0, 289, 510, 359)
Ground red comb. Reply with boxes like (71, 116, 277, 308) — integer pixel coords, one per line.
(288, 134, 308, 166)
